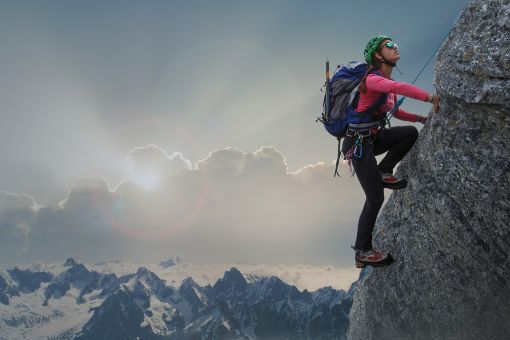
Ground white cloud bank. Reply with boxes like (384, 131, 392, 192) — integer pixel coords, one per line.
(0, 145, 369, 267)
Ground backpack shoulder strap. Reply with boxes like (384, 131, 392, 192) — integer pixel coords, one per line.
(356, 70, 388, 117)
(370, 70, 384, 77)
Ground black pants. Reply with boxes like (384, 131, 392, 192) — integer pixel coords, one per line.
(342, 125, 419, 252)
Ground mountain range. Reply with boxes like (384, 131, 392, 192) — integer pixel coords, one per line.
(0, 258, 358, 339)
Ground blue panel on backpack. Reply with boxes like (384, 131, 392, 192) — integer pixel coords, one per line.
(321, 61, 385, 139)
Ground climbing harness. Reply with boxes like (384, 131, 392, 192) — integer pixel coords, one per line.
(334, 121, 380, 177)
(339, 122, 381, 176)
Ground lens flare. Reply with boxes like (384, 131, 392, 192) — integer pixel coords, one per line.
(93, 118, 210, 241)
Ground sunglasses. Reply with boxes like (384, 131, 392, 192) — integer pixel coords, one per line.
(384, 41, 398, 49)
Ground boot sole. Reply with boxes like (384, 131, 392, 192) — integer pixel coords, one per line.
(382, 182, 407, 190)
(356, 254, 394, 268)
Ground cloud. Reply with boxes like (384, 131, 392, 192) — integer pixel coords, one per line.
(0, 191, 37, 257)
(195, 146, 288, 179)
(196, 147, 247, 176)
(59, 177, 113, 211)
(127, 144, 192, 174)
(0, 145, 367, 266)
(245, 146, 289, 177)
(293, 162, 335, 183)
(126, 144, 192, 189)
(0, 191, 38, 213)
(23, 178, 123, 262)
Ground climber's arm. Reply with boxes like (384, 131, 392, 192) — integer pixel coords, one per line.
(393, 107, 418, 122)
(366, 74, 429, 101)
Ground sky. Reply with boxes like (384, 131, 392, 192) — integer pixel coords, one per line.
(0, 0, 470, 267)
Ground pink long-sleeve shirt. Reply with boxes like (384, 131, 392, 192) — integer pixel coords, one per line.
(356, 73, 429, 122)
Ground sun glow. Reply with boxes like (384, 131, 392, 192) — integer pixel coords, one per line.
(130, 169, 161, 190)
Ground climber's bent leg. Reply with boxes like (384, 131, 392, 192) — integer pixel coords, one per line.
(375, 126, 419, 175)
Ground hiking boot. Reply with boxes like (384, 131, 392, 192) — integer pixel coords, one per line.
(354, 248, 394, 268)
(380, 173, 407, 190)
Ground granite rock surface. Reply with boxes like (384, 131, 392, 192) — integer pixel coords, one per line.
(347, 0, 510, 339)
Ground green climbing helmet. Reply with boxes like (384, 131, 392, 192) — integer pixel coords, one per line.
(364, 35, 392, 65)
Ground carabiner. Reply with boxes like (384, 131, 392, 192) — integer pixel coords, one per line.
(354, 143, 363, 159)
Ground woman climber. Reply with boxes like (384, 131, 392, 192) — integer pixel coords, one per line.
(345, 35, 440, 268)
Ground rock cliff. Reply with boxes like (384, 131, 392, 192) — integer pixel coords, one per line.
(348, 0, 510, 339)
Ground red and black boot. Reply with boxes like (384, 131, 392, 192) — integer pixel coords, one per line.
(380, 173, 407, 190)
(354, 247, 394, 268)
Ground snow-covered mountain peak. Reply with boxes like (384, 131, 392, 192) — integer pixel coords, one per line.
(7, 266, 53, 295)
(133, 267, 168, 291)
(62, 262, 91, 280)
(245, 275, 302, 304)
(311, 286, 346, 306)
(135, 266, 159, 280)
(64, 257, 79, 267)
(223, 267, 246, 283)
(212, 267, 247, 296)
(1, 259, 359, 339)
(255, 275, 288, 291)
(122, 267, 174, 304)
(180, 276, 199, 288)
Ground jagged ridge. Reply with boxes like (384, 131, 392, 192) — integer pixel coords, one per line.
(0, 260, 355, 340)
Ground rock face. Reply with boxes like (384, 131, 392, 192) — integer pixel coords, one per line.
(348, 1, 510, 340)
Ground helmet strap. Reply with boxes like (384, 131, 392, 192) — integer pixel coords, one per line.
(373, 52, 396, 67)
(380, 56, 396, 67)
(374, 53, 403, 75)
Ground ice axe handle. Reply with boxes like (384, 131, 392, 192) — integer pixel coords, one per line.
(326, 59, 330, 82)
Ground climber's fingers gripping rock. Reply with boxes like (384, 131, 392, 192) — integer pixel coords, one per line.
(427, 93, 441, 113)
(416, 115, 428, 124)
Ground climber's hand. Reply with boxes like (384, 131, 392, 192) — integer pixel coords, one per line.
(417, 116, 428, 124)
(427, 93, 441, 113)
(432, 94, 440, 113)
